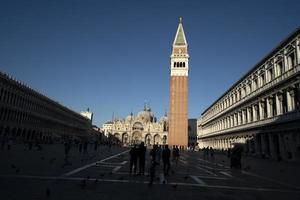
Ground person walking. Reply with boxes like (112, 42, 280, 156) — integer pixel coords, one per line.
(129, 144, 138, 175)
(149, 145, 158, 185)
(94, 141, 98, 152)
(64, 141, 71, 160)
(83, 141, 88, 154)
(7, 138, 13, 150)
(138, 142, 146, 175)
(230, 145, 243, 169)
(162, 145, 171, 176)
(209, 147, 214, 162)
(156, 145, 162, 166)
(173, 146, 180, 166)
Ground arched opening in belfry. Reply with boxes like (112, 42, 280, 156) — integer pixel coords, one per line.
(180, 62, 182, 67)
(183, 62, 185, 67)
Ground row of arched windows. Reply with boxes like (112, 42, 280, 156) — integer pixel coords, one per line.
(208, 86, 300, 133)
(0, 74, 91, 139)
(0, 81, 88, 126)
(204, 50, 298, 121)
(173, 62, 186, 68)
(0, 125, 53, 142)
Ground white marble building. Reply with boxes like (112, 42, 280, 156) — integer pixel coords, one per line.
(198, 27, 300, 161)
(101, 105, 168, 146)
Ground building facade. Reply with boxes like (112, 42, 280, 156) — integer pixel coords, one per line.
(80, 108, 93, 123)
(188, 119, 197, 147)
(198, 27, 300, 161)
(101, 105, 168, 146)
(168, 18, 189, 148)
(0, 71, 92, 143)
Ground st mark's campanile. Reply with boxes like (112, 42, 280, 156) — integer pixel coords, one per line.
(168, 18, 189, 148)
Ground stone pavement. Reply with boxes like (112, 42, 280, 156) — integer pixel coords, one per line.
(0, 145, 300, 200)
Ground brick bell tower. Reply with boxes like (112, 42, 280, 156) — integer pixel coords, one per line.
(168, 17, 189, 148)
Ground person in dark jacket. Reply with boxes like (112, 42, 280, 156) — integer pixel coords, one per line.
(162, 145, 171, 176)
(138, 142, 146, 175)
(129, 144, 138, 175)
(149, 145, 158, 185)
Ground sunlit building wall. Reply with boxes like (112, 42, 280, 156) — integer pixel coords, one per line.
(198, 27, 300, 161)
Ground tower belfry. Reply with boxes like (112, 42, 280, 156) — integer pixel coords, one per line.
(168, 18, 189, 148)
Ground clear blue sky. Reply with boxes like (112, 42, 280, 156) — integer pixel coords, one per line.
(0, 0, 299, 126)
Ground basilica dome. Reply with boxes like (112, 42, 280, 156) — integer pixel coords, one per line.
(125, 113, 134, 122)
(159, 115, 168, 123)
(137, 105, 154, 122)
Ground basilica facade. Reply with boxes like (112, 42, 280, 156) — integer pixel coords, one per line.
(101, 105, 168, 146)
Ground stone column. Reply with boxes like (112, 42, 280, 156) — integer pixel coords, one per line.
(220, 119, 224, 130)
(276, 93, 283, 115)
(252, 105, 257, 121)
(227, 139, 231, 149)
(242, 110, 246, 124)
(258, 74, 262, 87)
(283, 49, 289, 71)
(247, 107, 252, 123)
(296, 38, 300, 65)
(259, 101, 264, 120)
(233, 113, 236, 126)
(267, 97, 273, 118)
(274, 58, 278, 77)
(228, 117, 231, 128)
(287, 88, 295, 112)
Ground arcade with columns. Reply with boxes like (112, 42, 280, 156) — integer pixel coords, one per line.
(198, 27, 300, 161)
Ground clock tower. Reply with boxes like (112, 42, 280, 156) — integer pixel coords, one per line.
(168, 17, 189, 148)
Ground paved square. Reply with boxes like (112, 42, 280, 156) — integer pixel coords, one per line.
(1, 144, 300, 200)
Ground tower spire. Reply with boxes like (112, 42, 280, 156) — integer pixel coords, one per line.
(173, 17, 187, 46)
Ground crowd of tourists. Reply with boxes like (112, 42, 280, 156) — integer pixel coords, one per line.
(128, 143, 181, 185)
(200, 146, 243, 169)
